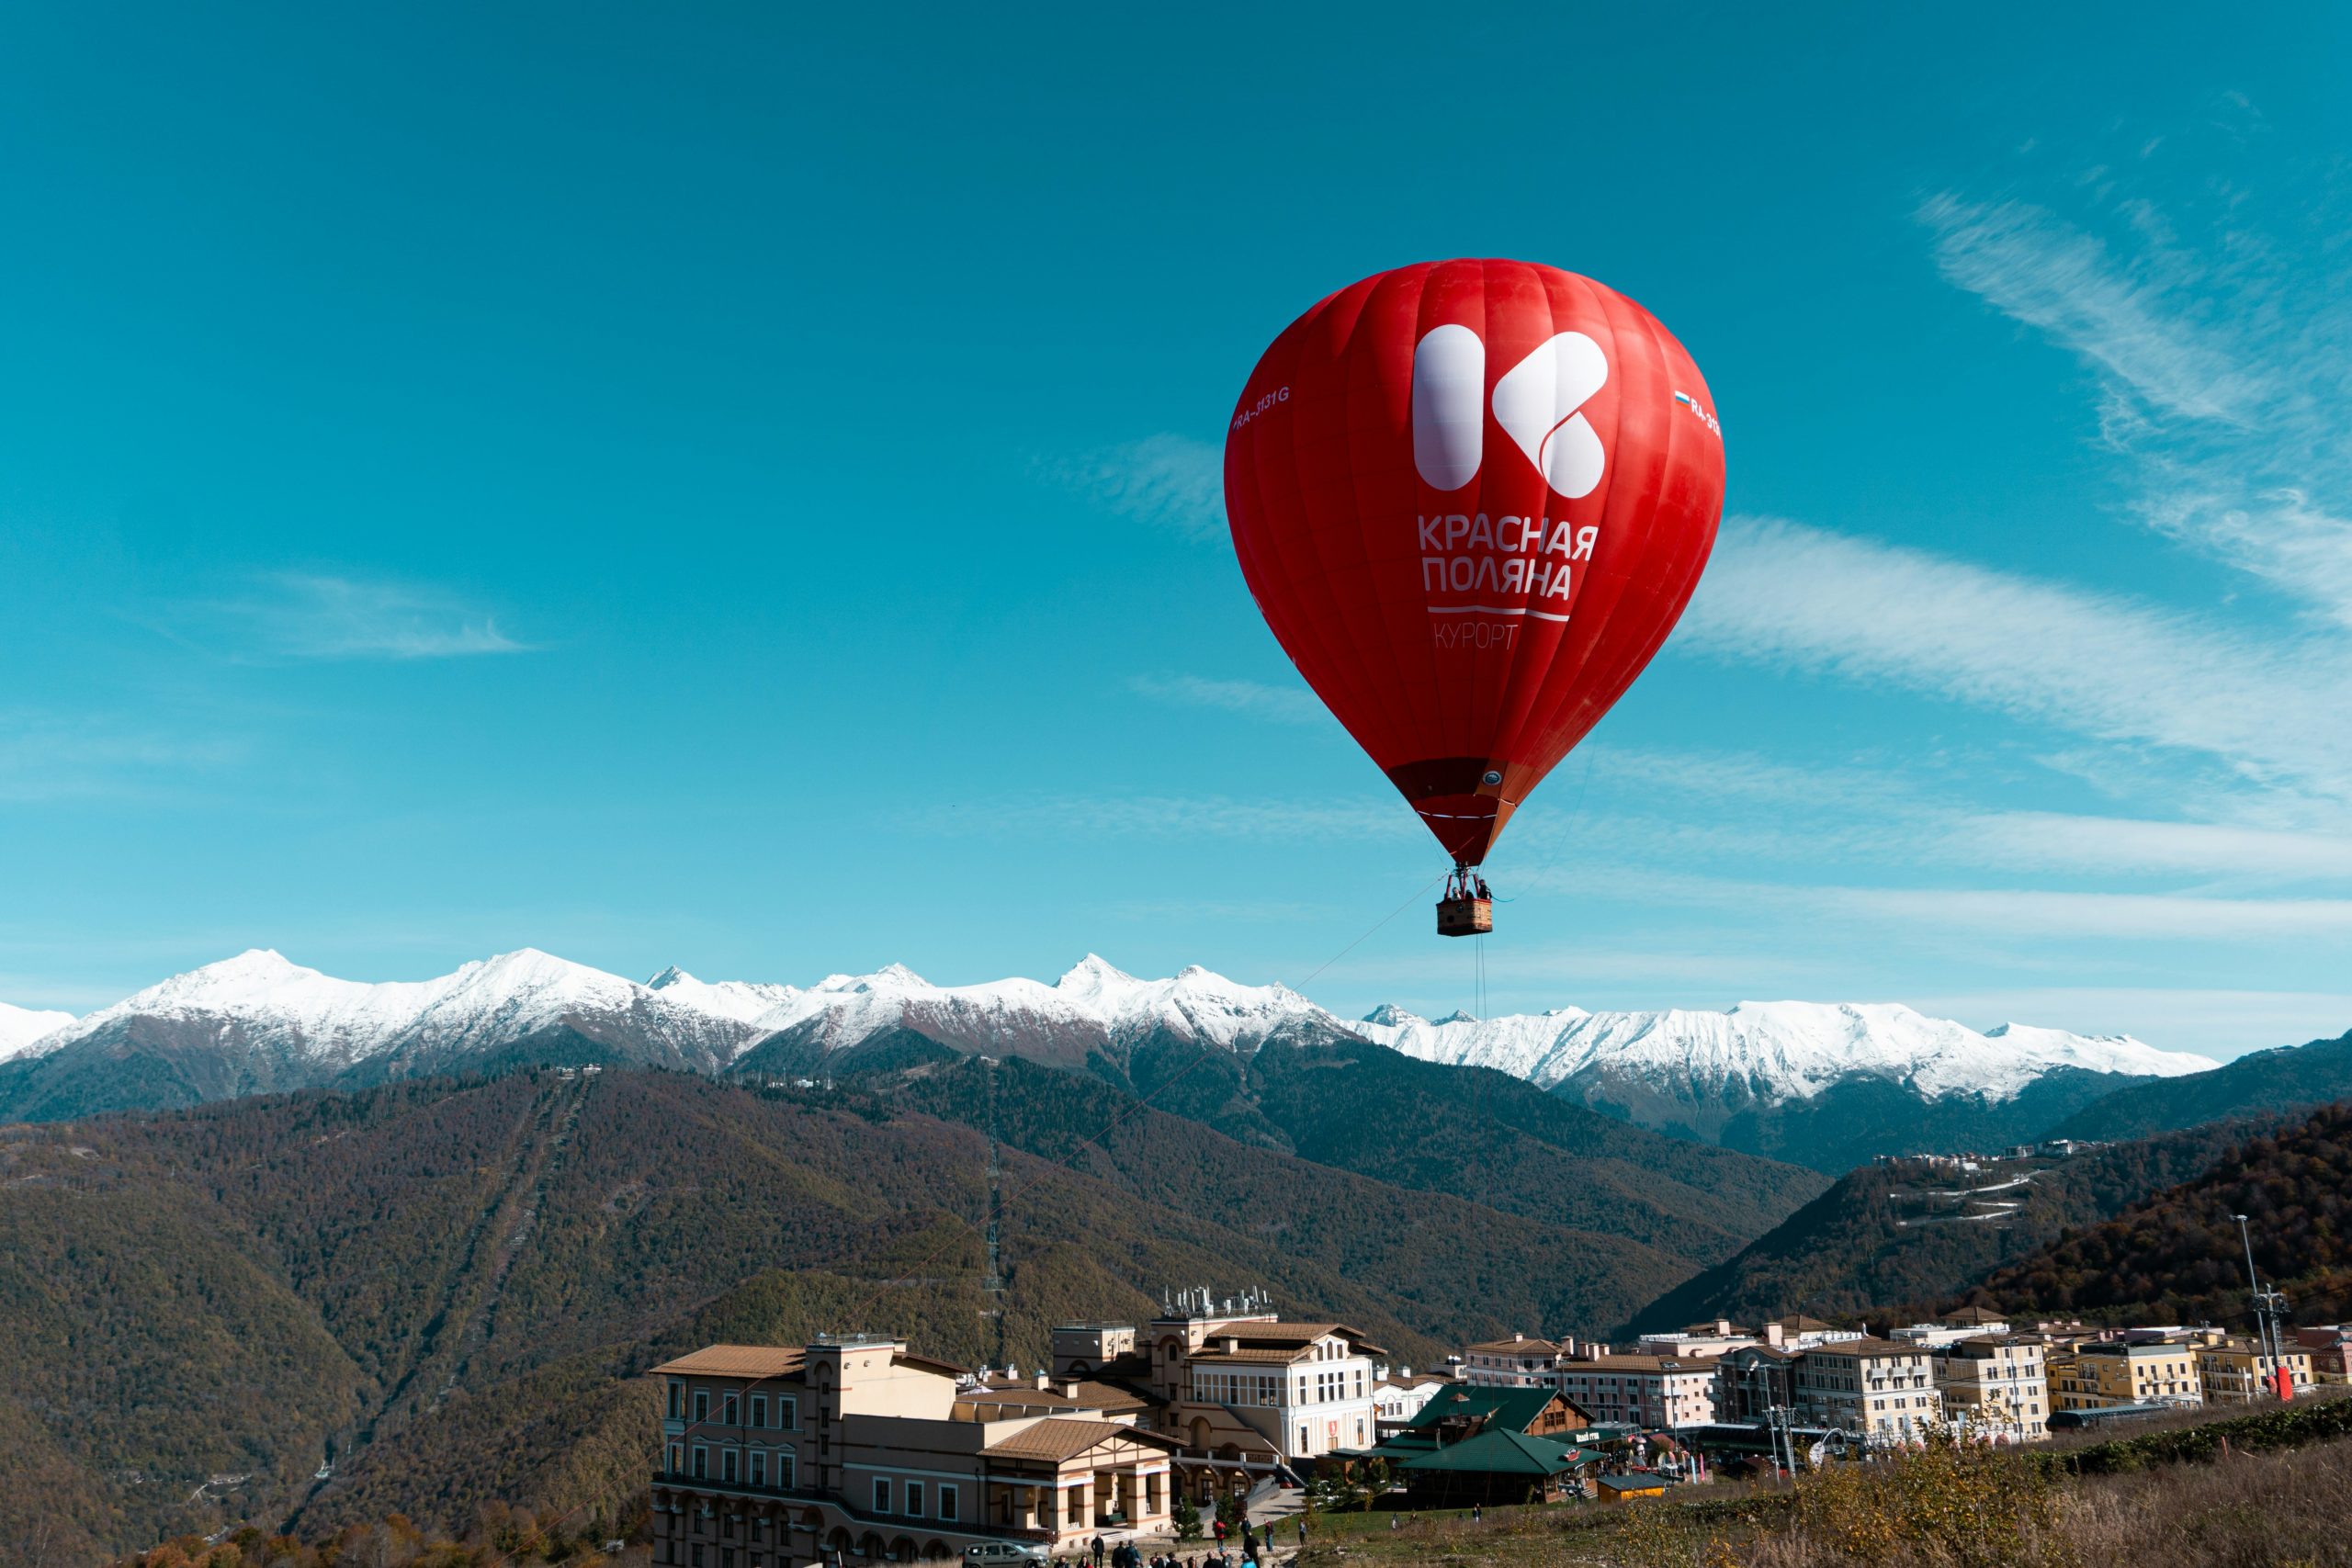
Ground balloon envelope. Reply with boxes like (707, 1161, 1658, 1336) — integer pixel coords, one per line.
(1224, 259, 1725, 864)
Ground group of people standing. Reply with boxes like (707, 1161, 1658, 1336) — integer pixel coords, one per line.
(1060, 1522, 1283, 1568)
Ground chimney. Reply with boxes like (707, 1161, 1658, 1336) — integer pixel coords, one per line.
(1765, 1323, 1785, 1348)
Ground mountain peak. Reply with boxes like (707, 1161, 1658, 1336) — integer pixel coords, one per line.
(646, 964, 694, 989)
(1363, 1003, 1424, 1028)
(1058, 953, 1138, 989)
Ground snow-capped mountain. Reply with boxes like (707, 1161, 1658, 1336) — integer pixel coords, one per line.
(1357, 999, 2215, 1105)
(0, 1001, 74, 1063)
(727, 954, 1327, 1073)
(1357, 999, 2220, 1171)
(0, 949, 2224, 1169)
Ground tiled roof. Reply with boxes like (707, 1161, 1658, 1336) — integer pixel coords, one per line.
(1191, 1348, 1316, 1365)
(978, 1418, 1170, 1462)
(1464, 1336, 1563, 1356)
(1067, 1380, 1148, 1410)
(1797, 1338, 1922, 1359)
(1560, 1356, 1706, 1374)
(649, 1346, 808, 1379)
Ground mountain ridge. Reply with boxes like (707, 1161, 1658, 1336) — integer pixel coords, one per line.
(3, 950, 2212, 1149)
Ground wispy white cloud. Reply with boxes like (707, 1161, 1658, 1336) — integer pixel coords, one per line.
(200, 573, 529, 660)
(1920, 193, 2268, 425)
(0, 713, 243, 803)
(1920, 177, 2352, 626)
(1681, 516, 2352, 800)
(1947, 811, 2352, 881)
(1127, 673, 1321, 725)
(1053, 434, 1225, 541)
(1825, 886, 2352, 942)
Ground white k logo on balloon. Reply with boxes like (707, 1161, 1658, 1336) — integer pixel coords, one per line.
(1409, 324, 1610, 498)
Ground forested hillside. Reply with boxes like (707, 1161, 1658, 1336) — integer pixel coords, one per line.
(878, 1031, 1829, 1268)
(2053, 1029, 2352, 1142)
(0, 1064, 1737, 1558)
(1965, 1100, 2352, 1325)
(1622, 1116, 2267, 1333)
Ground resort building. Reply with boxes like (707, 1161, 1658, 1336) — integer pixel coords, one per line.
(2195, 1339, 2315, 1403)
(1371, 1367, 1454, 1432)
(2047, 1341, 2203, 1410)
(649, 1336, 1179, 1566)
(1635, 1321, 1760, 1359)
(1790, 1338, 1943, 1442)
(1460, 1334, 1570, 1387)
(1930, 1337, 2049, 1439)
(1554, 1354, 1717, 1429)
(2293, 1325, 2352, 1386)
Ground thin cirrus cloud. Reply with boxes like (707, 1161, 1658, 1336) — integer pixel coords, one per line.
(1055, 434, 1225, 541)
(1679, 516, 2352, 803)
(1917, 193, 2267, 426)
(0, 713, 243, 803)
(1919, 181, 2352, 626)
(204, 573, 530, 661)
(1127, 673, 1322, 725)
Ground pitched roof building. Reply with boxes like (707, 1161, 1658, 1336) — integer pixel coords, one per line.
(649, 1334, 1181, 1567)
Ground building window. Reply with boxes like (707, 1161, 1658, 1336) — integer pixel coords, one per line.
(751, 1450, 766, 1487)
(780, 1396, 797, 1431)
(669, 1381, 684, 1418)
(906, 1482, 925, 1518)
(724, 1393, 740, 1427)
(752, 1395, 766, 1428)
(669, 1444, 684, 1475)
(777, 1450, 796, 1490)
(693, 1447, 708, 1480)
(938, 1484, 957, 1522)
(691, 1548, 704, 1568)
(723, 1449, 739, 1483)
(875, 1479, 892, 1515)
(695, 1391, 711, 1422)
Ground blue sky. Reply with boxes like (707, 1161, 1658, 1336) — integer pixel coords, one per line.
(5, 3, 2350, 1056)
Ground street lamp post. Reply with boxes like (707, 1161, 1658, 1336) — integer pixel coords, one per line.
(2235, 1213, 2290, 1397)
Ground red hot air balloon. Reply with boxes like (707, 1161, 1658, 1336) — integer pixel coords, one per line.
(1223, 260, 1724, 933)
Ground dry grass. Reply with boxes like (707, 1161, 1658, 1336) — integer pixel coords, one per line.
(1295, 1407, 2352, 1567)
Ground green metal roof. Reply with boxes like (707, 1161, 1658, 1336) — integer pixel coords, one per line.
(1396, 1429, 1595, 1476)
(1403, 1385, 1562, 1435)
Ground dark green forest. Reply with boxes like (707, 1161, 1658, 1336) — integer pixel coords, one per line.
(1622, 1115, 2273, 1333)
(1965, 1100, 2352, 1325)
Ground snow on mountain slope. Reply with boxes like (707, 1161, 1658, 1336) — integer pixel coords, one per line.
(1357, 998, 2219, 1104)
(11, 948, 2221, 1128)
(736, 954, 1329, 1060)
(40, 948, 770, 1074)
(0, 1001, 74, 1062)
(645, 965, 804, 1028)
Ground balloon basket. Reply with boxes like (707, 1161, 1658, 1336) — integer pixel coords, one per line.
(1437, 897, 1493, 938)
